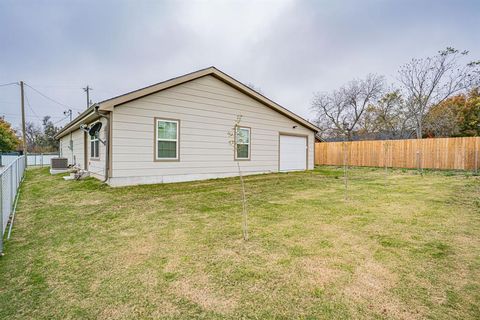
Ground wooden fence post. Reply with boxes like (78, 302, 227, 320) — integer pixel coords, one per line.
(475, 138, 478, 175)
(314, 137, 478, 171)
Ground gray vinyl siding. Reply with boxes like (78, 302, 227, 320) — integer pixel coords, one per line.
(59, 129, 85, 169)
(58, 119, 107, 180)
(110, 75, 314, 185)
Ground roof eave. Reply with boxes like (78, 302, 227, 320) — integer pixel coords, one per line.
(97, 67, 319, 132)
(208, 69, 320, 132)
(54, 105, 99, 139)
(56, 67, 320, 137)
(97, 67, 215, 112)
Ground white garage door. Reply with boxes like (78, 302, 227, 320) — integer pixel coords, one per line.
(279, 135, 307, 171)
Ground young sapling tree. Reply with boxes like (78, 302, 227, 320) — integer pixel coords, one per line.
(384, 140, 389, 187)
(228, 115, 249, 241)
(342, 138, 349, 201)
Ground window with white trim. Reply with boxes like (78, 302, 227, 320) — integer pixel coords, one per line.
(90, 133, 99, 158)
(156, 119, 179, 160)
(235, 126, 250, 160)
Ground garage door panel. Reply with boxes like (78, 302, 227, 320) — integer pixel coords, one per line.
(279, 135, 307, 171)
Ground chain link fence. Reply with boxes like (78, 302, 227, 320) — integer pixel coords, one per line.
(1, 156, 26, 254)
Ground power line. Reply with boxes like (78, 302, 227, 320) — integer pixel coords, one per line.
(52, 114, 70, 125)
(0, 82, 18, 88)
(0, 100, 20, 104)
(24, 83, 77, 110)
(6, 82, 98, 112)
(26, 84, 84, 89)
(24, 89, 74, 127)
(24, 90, 42, 120)
(63, 109, 72, 122)
(0, 113, 65, 119)
(2, 82, 84, 126)
(2, 88, 68, 125)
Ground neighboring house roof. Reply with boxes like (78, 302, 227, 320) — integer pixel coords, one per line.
(55, 66, 319, 139)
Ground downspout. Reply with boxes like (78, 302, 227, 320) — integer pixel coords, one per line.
(94, 105, 110, 183)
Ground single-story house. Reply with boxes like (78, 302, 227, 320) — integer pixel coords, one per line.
(55, 67, 319, 187)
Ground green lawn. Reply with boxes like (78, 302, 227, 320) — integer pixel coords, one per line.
(0, 167, 479, 319)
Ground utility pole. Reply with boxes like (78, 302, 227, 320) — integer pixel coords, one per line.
(20, 81, 27, 167)
(83, 85, 92, 108)
(63, 109, 72, 122)
(64, 109, 73, 160)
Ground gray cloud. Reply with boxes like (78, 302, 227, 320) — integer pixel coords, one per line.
(0, 0, 478, 128)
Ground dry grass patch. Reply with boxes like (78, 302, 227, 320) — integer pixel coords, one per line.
(0, 166, 479, 319)
(343, 260, 418, 319)
(170, 276, 237, 313)
(297, 256, 345, 287)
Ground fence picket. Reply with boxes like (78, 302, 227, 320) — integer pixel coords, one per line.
(315, 137, 480, 171)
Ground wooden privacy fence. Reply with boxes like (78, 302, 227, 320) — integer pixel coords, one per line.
(315, 137, 480, 171)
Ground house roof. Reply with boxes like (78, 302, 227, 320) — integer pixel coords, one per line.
(55, 67, 319, 139)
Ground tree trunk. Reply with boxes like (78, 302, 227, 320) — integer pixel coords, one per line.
(237, 162, 248, 241)
(346, 130, 353, 141)
(416, 118, 423, 175)
(416, 117, 423, 139)
(343, 140, 348, 201)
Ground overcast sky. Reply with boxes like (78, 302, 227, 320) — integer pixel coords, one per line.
(0, 0, 478, 129)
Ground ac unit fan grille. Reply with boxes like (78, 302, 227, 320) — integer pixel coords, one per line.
(51, 158, 69, 169)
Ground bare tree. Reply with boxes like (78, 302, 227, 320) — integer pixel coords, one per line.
(313, 74, 384, 201)
(313, 90, 348, 139)
(312, 74, 385, 140)
(22, 117, 60, 153)
(24, 122, 43, 153)
(366, 90, 415, 139)
(398, 47, 480, 138)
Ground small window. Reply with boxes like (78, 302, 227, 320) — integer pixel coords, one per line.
(156, 119, 179, 160)
(90, 133, 99, 158)
(235, 126, 250, 160)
